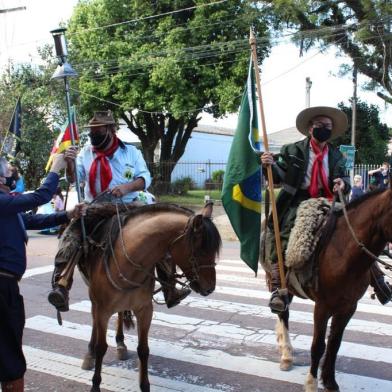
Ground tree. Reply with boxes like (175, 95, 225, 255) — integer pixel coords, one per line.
(66, 0, 270, 192)
(331, 100, 389, 164)
(0, 59, 66, 189)
(266, 0, 392, 104)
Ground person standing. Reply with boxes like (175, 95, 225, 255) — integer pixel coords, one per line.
(368, 162, 390, 190)
(0, 154, 85, 391)
(350, 174, 364, 202)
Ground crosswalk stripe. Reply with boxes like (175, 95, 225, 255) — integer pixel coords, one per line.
(69, 300, 392, 364)
(24, 345, 219, 392)
(25, 315, 392, 392)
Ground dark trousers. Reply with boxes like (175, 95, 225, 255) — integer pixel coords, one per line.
(0, 276, 26, 382)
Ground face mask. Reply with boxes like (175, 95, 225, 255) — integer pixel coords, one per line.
(89, 129, 111, 149)
(312, 126, 332, 143)
(5, 176, 16, 190)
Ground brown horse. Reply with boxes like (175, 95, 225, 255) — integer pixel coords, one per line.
(78, 202, 221, 392)
(272, 188, 392, 392)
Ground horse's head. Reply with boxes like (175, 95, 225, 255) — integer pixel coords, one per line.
(170, 202, 222, 296)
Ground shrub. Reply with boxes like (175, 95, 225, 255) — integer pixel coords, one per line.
(171, 176, 195, 195)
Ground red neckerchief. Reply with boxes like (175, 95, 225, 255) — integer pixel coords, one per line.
(89, 135, 120, 198)
(308, 138, 333, 200)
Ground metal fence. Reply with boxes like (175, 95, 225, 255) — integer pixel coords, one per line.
(150, 161, 384, 193)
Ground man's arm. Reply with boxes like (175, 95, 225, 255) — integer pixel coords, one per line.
(0, 155, 66, 216)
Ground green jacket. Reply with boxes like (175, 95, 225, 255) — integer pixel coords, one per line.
(269, 137, 350, 223)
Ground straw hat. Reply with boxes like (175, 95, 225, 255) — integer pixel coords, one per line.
(83, 110, 116, 128)
(296, 106, 348, 139)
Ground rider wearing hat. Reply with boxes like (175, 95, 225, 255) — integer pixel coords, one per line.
(261, 106, 391, 313)
(48, 110, 190, 312)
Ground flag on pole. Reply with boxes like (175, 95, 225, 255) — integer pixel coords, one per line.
(9, 97, 22, 138)
(221, 57, 263, 273)
(46, 106, 78, 171)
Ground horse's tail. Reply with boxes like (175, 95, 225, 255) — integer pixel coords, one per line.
(122, 310, 135, 330)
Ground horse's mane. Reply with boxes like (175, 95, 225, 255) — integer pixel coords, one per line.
(318, 188, 387, 250)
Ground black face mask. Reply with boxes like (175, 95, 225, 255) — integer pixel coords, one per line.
(89, 130, 111, 149)
(312, 126, 332, 143)
(5, 176, 16, 190)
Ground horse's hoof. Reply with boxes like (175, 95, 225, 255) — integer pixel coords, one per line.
(304, 372, 318, 392)
(90, 387, 100, 392)
(280, 359, 293, 371)
(81, 354, 95, 370)
(116, 347, 131, 361)
(140, 382, 150, 392)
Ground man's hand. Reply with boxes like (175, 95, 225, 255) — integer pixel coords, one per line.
(64, 146, 78, 163)
(333, 178, 345, 193)
(50, 153, 67, 174)
(67, 203, 88, 220)
(261, 152, 274, 167)
(111, 183, 132, 198)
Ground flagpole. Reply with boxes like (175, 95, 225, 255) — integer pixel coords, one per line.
(249, 29, 286, 290)
(0, 97, 20, 155)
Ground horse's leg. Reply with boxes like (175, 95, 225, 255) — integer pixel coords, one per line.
(275, 294, 294, 371)
(91, 311, 111, 392)
(82, 301, 97, 370)
(135, 302, 153, 392)
(321, 308, 356, 392)
(116, 311, 130, 360)
(305, 303, 330, 392)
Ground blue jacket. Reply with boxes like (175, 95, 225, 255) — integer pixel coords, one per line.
(0, 172, 69, 278)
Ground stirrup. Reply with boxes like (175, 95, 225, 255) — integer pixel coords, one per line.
(48, 286, 69, 312)
(269, 288, 289, 314)
(373, 280, 392, 305)
(166, 287, 191, 308)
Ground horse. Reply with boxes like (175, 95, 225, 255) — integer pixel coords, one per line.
(77, 202, 221, 392)
(270, 188, 392, 392)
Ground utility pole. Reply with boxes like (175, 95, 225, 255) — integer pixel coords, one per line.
(305, 77, 312, 108)
(351, 66, 358, 184)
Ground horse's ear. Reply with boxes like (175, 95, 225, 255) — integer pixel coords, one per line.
(201, 201, 213, 218)
(191, 214, 204, 232)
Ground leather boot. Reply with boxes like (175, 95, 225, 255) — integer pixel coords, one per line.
(268, 263, 288, 314)
(1, 377, 24, 391)
(370, 263, 392, 305)
(156, 262, 191, 308)
(47, 263, 71, 312)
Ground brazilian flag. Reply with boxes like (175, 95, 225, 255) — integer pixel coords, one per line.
(221, 57, 262, 273)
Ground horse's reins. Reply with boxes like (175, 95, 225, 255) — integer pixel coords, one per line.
(97, 203, 208, 294)
(336, 187, 392, 272)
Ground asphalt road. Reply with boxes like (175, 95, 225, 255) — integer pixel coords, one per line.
(21, 230, 392, 392)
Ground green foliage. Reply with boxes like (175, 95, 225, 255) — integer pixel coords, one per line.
(0, 61, 67, 189)
(331, 100, 389, 164)
(66, 0, 271, 184)
(171, 176, 195, 195)
(212, 169, 225, 182)
(267, 0, 392, 104)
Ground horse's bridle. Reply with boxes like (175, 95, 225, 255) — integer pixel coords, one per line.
(336, 188, 392, 272)
(95, 205, 214, 292)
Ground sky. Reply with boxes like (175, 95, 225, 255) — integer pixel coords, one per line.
(0, 0, 391, 133)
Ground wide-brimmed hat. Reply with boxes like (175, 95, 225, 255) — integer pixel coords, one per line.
(296, 106, 348, 139)
(83, 110, 116, 128)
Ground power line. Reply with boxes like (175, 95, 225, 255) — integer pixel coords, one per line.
(69, 0, 229, 36)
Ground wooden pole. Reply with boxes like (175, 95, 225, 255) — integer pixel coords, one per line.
(249, 29, 286, 289)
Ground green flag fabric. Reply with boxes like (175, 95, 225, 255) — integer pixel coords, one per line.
(221, 58, 263, 273)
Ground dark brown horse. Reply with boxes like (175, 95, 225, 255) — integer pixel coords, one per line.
(272, 188, 392, 392)
(79, 202, 221, 392)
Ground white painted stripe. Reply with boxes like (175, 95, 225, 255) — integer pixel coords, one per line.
(24, 345, 218, 392)
(23, 264, 54, 278)
(25, 316, 392, 392)
(21, 264, 390, 316)
(178, 297, 392, 336)
(69, 300, 392, 364)
(217, 264, 258, 274)
(214, 286, 392, 316)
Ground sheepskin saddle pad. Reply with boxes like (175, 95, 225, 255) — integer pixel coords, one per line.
(285, 197, 332, 270)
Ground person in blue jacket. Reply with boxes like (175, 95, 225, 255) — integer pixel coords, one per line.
(0, 154, 86, 391)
